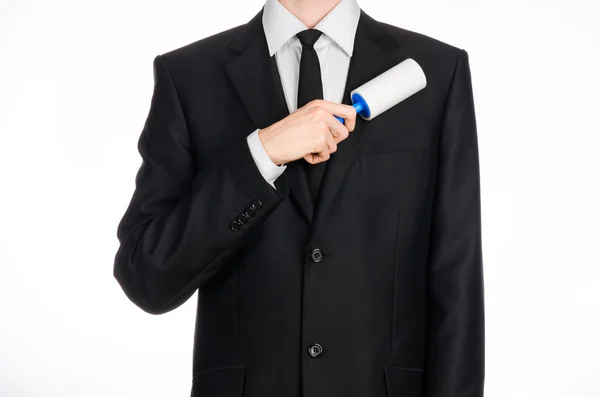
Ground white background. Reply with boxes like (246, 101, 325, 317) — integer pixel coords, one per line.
(1, 0, 599, 396)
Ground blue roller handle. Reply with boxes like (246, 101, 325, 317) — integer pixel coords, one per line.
(334, 93, 371, 124)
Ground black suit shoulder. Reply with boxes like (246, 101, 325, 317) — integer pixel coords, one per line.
(154, 21, 247, 89)
(381, 20, 464, 57)
(162, 21, 243, 61)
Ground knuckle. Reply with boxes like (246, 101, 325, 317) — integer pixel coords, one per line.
(314, 134, 327, 148)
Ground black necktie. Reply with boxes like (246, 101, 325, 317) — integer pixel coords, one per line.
(296, 29, 326, 204)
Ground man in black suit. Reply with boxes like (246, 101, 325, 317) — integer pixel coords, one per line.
(113, 0, 485, 396)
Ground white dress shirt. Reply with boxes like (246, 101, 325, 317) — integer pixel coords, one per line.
(246, 0, 361, 189)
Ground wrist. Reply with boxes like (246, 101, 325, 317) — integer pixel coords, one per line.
(258, 128, 284, 166)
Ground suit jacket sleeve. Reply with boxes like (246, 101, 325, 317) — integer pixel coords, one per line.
(423, 49, 485, 396)
(113, 54, 289, 315)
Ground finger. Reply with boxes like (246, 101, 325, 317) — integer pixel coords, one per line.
(304, 149, 329, 164)
(324, 128, 337, 153)
(312, 148, 330, 164)
(311, 100, 357, 132)
(303, 153, 315, 164)
(304, 133, 331, 164)
(323, 112, 349, 144)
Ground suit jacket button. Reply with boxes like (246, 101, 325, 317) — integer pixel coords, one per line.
(310, 248, 323, 263)
(244, 206, 256, 218)
(308, 343, 323, 358)
(229, 220, 241, 232)
(251, 199, 262, 211)
(237, 213, 249, 225)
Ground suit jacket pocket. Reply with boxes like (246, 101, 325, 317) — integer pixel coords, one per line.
(191, 365, 245, 397)
(384, 365, 424, 397)
(359, 146, 426, 174)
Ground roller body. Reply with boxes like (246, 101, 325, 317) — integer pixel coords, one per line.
(335, 58, 427, 123)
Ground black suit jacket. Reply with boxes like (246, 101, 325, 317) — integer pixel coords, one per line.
(113, 7, 484, 397)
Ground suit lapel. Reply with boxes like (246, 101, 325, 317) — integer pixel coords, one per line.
(225, 8, 315, 222)
(225, 8, 401, 228)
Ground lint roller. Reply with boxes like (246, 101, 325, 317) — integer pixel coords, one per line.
(335, 58, 427, 123)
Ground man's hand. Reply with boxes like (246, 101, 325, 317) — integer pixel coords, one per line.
(258, 99, 357, 165)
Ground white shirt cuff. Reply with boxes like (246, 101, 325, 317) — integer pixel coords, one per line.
(246, 129, 287, 189)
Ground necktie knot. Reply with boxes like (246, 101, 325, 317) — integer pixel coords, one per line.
(296, 29, 323, 47)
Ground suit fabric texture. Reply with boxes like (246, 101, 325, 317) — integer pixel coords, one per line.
(113, 7, 485, 397)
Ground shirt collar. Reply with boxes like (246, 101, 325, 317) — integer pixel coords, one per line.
(262, 0, 361, 57)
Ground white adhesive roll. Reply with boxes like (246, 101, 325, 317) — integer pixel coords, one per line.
(351, 58, 427, 120)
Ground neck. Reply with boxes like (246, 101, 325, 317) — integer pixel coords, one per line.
(278, 0, 342, 28)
